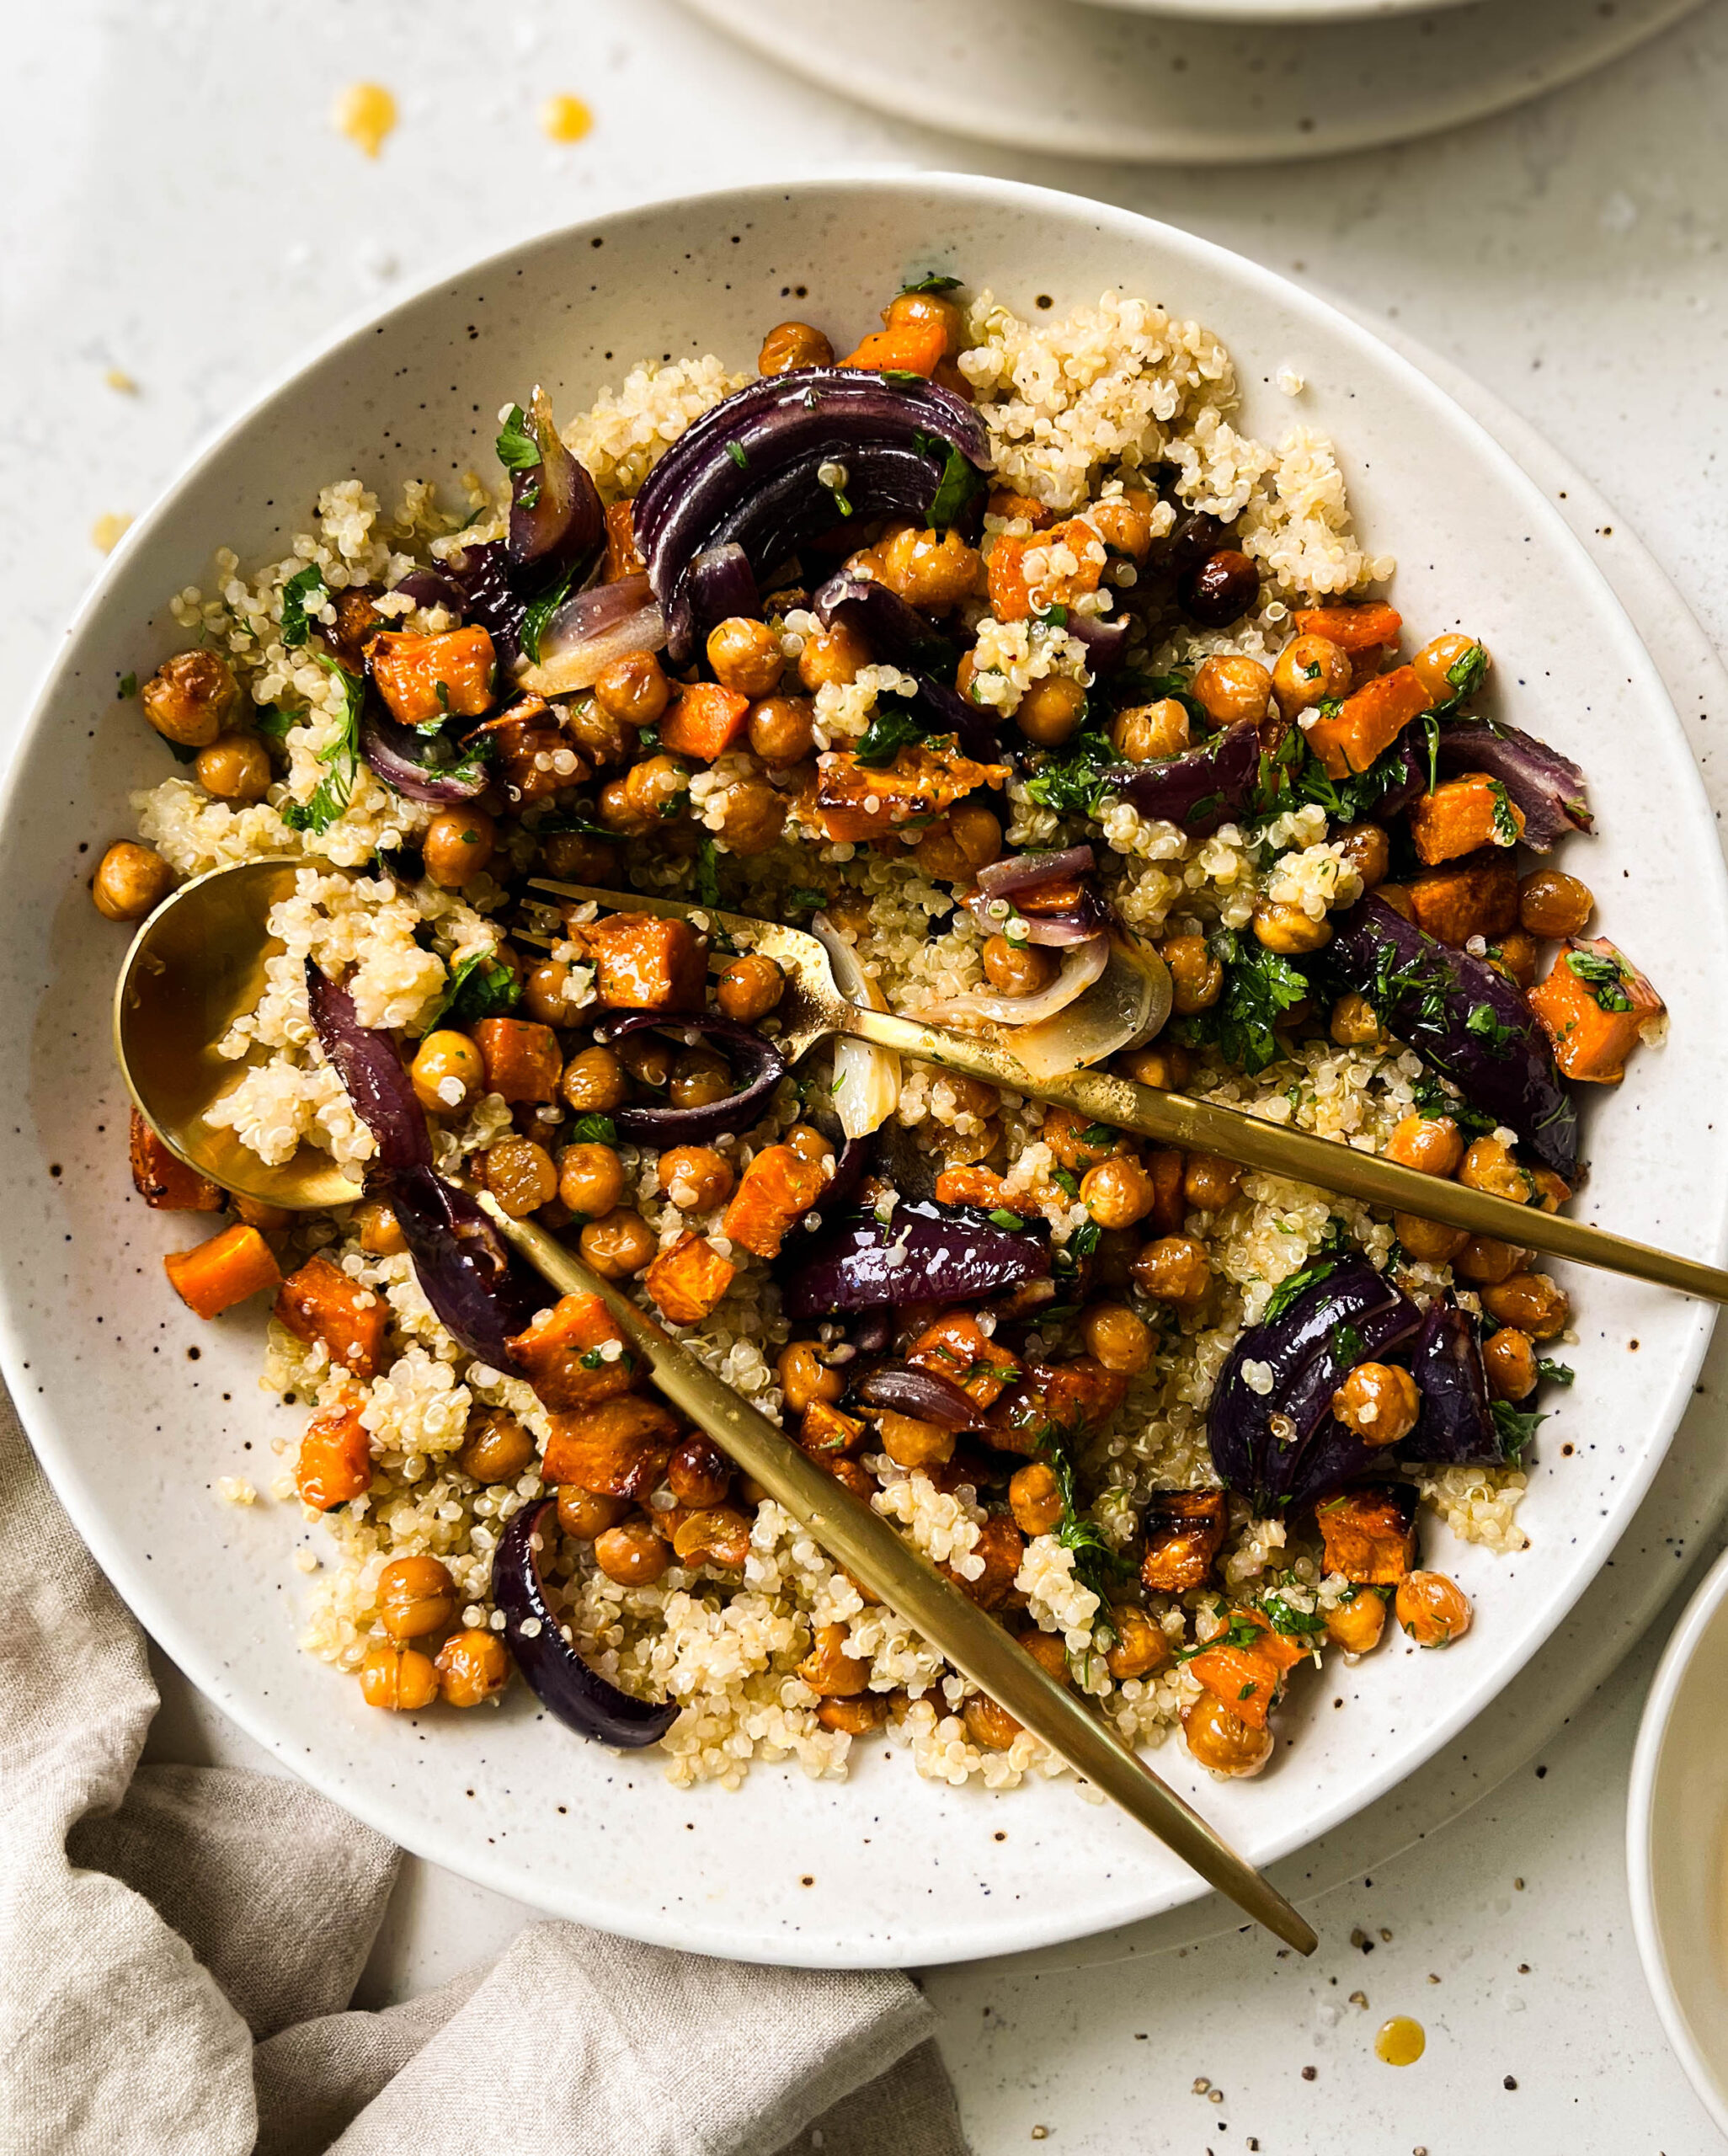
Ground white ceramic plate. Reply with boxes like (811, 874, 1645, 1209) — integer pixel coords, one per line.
(679, 0, 1708, 163)
(1085, 0, 1475, 22)
(1629, 1546, 1728, 2135)
(4, 174, 1725, 1968)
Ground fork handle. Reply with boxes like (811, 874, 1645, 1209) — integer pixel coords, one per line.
(839, 1004, 1728, 1305)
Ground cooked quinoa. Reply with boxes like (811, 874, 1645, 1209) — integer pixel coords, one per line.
(109, 272, 1640, 1796)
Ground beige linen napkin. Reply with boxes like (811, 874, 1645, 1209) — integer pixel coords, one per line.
(0, 1396, 967, 2156)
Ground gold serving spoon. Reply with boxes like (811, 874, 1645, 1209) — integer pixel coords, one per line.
(112, 857, 1318, 1955)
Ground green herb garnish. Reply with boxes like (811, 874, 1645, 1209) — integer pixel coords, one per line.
(519, 558, 579, 667)
(495, 403, 540, 472)
(725, 441, 749, 471)
(694, 835, 722, 909)
(1171, 926, 1309, 1076)
(1537, 1357, 1576, 1387)
(568, 1113, 618, 1145)
(855, 696, 941, 769)
(424, 950, 522, 1032)
(279, 657, 362, 835)
(1487, 777, 1521, 847)
(1465, 1002, 1520, 1058)
(119, 671, 138, 699)
(987, 1208, 1026, 1231)
(1491, 1397, 1545, 1459)
(927, 442, 986, 529)
(904, 272, 962, 294)
(280, 563, 328, 650)
(1565, 947, 1633, 1013)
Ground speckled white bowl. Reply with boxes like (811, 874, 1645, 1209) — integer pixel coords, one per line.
(3, 174, 1725, 1968)
(1629, 1546, 1728, 2135)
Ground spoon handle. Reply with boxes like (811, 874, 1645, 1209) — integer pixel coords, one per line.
(480, 1197, 1317, 1956)
(840, 1004, 1728, 1305)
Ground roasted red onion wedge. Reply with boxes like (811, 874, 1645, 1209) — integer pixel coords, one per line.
(591, 1011, 789, 1145)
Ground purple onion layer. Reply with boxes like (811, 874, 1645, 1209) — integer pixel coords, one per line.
(786, 1198, 1049, 1318)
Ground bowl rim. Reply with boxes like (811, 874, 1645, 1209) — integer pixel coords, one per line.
(1627, 1541, 1728, 2134)
(6, 168, 1725, 1963)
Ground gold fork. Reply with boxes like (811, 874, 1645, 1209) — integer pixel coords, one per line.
(532, 880, 1728, 1305)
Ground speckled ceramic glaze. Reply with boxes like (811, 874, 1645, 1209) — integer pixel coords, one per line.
(3, 175, 1725, 1968)
(679, 0, 1709, 163)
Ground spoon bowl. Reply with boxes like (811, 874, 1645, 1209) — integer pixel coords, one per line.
(114, 857, 362, 1211)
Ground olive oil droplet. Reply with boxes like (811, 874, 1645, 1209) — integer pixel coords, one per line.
(333, 83, 397, 158)
(1375, 2015, 1426, 2066)
(541, 93, 593, 144)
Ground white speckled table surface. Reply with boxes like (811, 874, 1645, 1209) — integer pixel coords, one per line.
(8, 0, 1728, 2146)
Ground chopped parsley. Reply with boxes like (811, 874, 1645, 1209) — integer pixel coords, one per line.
(1041, 1440, 1128, 1620)
(568, 1113, 618, 1145)
(1267, 728, 1416, 825)
(118, 671, 138, 699)
(987, 1208, 1026, 1231)
(1464, 1001, 1520, 1058)
(1023, 713, 1117, 821)
(1261, 1593, 1327, 1640)
(1171, 926, 1309, 1076)
(1537, 1356, 1576, 1387)
(1053, 1219, 1101, 1279)
(1564, 947, 1633, 1013)
(1331, 1320, 1364, 1366)
(494, 403, 540, 472)
(1487, 777, 1521, 846)
(855, 695, 942, 769)
(1491, 1397, 1545, 1460)
(280, 563, 328, 650)
(279, 657, 362, 835)
(879, 369, 925, 387)
(1050, 1165, 1082, 1199)
(253, 704, 296, 740)
(1264, 1253, 1341, 1323)
(424, 949, 522, 1032)
(786, 888, 828, 913)
(1409, 1070, 1497, 1136)
(518, 558, 579, 667)
(903, 271, 962, 294)
(725, 441, 749, 471)
(694, 835, 722, 909)
(927, 442, 986, 529)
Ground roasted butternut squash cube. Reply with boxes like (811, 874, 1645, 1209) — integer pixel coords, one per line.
(806, 743, 1008, 844)
(163, 1222, 283, 1320)
(274, 1254, 388, 1380)
(1528, 937, 1664, 1083)
(1406, 854, 1518, 947)
(909, 1310, 1021, 1409)
(1317, 1483, 1418, 1586)
(1139, 1489, 1228, 1594)
(987, 1358, 1128, 1457)
(720, 1144, 827, 1260)
(644, 1231, 738, 1326)
(1291, 602, 1403, 652)
(941, 1513, 1024, 1610)
(468, 695, 581, 809)
(800, 1398, 867, 1456)
(658, 682, 752, 761)
(1303, 664, 1431, 779)
(472, 1017, 562, 1103)
(542, 1393, 679, 1498)
(1408, 774, 1524, 866)
(370, 627, 496, 728)
(508, 1291, 634, 1410)
(586, 913, 708, 1012)
(129, 1108, 223, 1211)
(604, 500, 644, 581)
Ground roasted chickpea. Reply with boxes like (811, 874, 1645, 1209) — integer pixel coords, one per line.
(779, 1341, 843, 1416)
(91, 841, 173, 921)
(563, 693, 631, 770)
(1483, 1326, 1539, 1401)
(673, 1505, 752, 1569)
(717, 778, 786, 857)
(957, 1695, 1021, 1752)
(1133, 1234, 1212, 1307)
(909, 802, 1002, 883)
(1183, 1691, 1273, 1778)
(435, 1628, 510, 1707)
(1531, 1167, 1571, 1214)
(1183, 1155, 1241, 1213)
(797, 618, 870, 692)
(758, 319, 835, 375)
(1411, 632, 1485, 706)
(560, 1044, 628, 1114)
(1517, 868, 1594, 940)
(981, 934, 1059, 997)
(355, 1198, 407, 1257)
(617, 1033, 673, 1091)
(557, 1484, 628, 1540)
(140, 648, 237, 748)
(579, 1209, 657, 1279)
(817, 1694, 888, 1735)
(1020, 1629, 1071, 1684)
(521, 959, 587, 1027)
(667, 1433, 732, 1510)
(1106, 1605, 1172, 1681)
(459, 1409, 536, 1485)
(540, 830, 619, 883)
(194, 731, 272, 803)
(1334, 821, 1390, 890)
(707, 616, 784, 698)
(658, 1143, 734, 1213)
(410, 1029, 483, 1116)
(1192, 654, 1272, 728)
(746, 693, 814, 766)
(1252, 899, 1332, 956)
(873, 526, 979, 614)
(1392, 1212, 1469, 1264)
(1121, 1043, 1191, 1091)
(1081, 1301, 1153, 1374)
(1459, 1135, 1534, 1204)
(1272, 634, 1352, 719)
(1395, 1569, 1473, 1647)
(714, 953, 785, 1025)
(1331, 1361, 1421, 1449)
(232, 1194, 292, 1232)
(1326, 1590, 1387, 1657)
(360, 1643, 439, 1712)
(1384, 1114, 1464, 1178)
(1480, 1271, 1570, 1339)
(1454, 1235, 1528, 1284)
(1080, 1155, 1156, 1231)
(1009, 1460, 1066, 1537)
(877, 1411, 954, 1469)
(557, 1141, 626, 1219)
(883, 287, 965, 355)
(1491, 930, 1539, 990)
(416, 805, 494, 892)
(1110, 697, 1189, 763)
(669, 1050, 733, 1112)
(1159, 932, 1223, 1016)
(1329, 992, 1382, 1048)
(1015, 675, 1086, 747)
(1089, 490, 1158, 560)
(593, 1516, 670, 1586)
(594, 649, 670, 728)
(800, 1621, 871, 1699)
(377, 1555, 457, 1641)
(482, 1136, 557, 1219)
(598, 754, 686, 836)
(785, 1123, 835, 1171)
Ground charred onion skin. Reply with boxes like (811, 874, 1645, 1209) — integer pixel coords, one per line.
(1325, 894, 1579, 1179)
(1096, 721, 1261, 838)
(1405, 1300, 1508, 1466)
(1432, 716, 1592, 852)
(786, 1197, 1050, 1318)
(493, 1500, 679, 1747)
(304, 964, 430, 1173)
